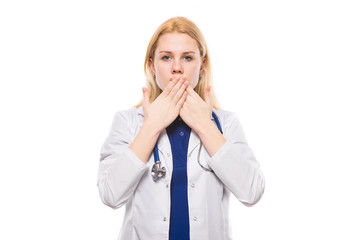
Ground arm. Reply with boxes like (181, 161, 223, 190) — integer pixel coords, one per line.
(129, 118, 162, 164)
(204, 111, 265, 207)
(97, 110, 160, 209)
(196, 119, 227, 157)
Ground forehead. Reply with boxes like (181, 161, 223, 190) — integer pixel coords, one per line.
(156, 32, 199, 54)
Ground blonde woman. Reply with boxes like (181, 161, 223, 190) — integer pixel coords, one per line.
(97, 16, 265, 240)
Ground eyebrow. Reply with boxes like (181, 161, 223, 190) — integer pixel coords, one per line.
(159, 51, 196, 54)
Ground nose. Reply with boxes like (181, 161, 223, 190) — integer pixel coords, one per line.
(171, 59, 183, 74)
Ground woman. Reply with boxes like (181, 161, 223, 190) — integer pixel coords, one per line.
(97, 16, 265, 240)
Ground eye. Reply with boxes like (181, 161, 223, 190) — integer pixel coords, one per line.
(184, 56, 193, 61)
(161, 56, 170, 60)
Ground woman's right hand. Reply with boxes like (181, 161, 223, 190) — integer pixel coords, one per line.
(142, 75, 188, 132)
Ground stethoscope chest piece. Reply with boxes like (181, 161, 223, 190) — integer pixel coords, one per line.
(151, 161, 166, 182)
(151, 111, 223, 182)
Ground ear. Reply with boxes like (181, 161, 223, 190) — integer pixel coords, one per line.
(200, 57, 206, 74)
(149, 58, 155, 75)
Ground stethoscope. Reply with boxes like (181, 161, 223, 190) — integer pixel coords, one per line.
(151, 111, 223, 182)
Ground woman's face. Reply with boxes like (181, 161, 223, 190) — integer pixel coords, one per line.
(149, 32, 205, 91)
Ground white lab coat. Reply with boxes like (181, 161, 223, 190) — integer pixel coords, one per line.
(97, 106, 265, 240)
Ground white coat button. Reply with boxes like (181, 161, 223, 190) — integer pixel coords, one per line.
(193, 216, 197, 221)
(166, 184, 169, 188)
(180, 132, 184, 136)
(191, 183, 195, 188)
(167, 153, 170, 157)
(163, 217, 167, 222)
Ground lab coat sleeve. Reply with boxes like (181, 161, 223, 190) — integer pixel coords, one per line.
(207, 111, 265, 207)
(97, 110, 148, 209)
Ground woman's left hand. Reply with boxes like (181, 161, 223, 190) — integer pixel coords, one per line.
(179, 84, 212, 133)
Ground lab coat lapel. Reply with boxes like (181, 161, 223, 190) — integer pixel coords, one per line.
(136, 106, 216, 176)
(156, 128, 173, 176)
(187, 130, 201, 158)
(158, 127, 201, 168)
(155, 127, 200, 179)
(187, 112, 215, 157)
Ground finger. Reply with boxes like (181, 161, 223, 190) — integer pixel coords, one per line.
(142, 87, 150, 107)
(169, 74, 180, 82)
(204, 85, 212, 107)
(172, 79, 188, 104)
(162, 76, 181, 96)
(168, 76, 186, 99)
(185, 83, 202, 102)
(175, 91, 187, 112)
(185, 83, 195, 97)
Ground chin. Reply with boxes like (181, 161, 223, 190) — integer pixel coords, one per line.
(191, 80, 199, 89)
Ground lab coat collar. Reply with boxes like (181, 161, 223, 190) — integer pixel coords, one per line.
(135, 105, 214, 162)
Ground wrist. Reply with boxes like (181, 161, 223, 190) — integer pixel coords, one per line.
(143, 119, 163, 136)
(194, 119, 214, 136)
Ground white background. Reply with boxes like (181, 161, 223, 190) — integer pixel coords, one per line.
(1, 0, 359, 239)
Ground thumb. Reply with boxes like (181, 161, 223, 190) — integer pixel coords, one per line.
(142, 87, 150, 107)
(204, 85, 212, 107)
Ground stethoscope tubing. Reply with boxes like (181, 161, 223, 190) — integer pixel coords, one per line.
(151, 111, 222, 181)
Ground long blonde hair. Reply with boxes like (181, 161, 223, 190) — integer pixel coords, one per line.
(135, 16, 221, 109)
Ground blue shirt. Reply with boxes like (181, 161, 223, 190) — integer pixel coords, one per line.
(166, 115, 191, 240)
